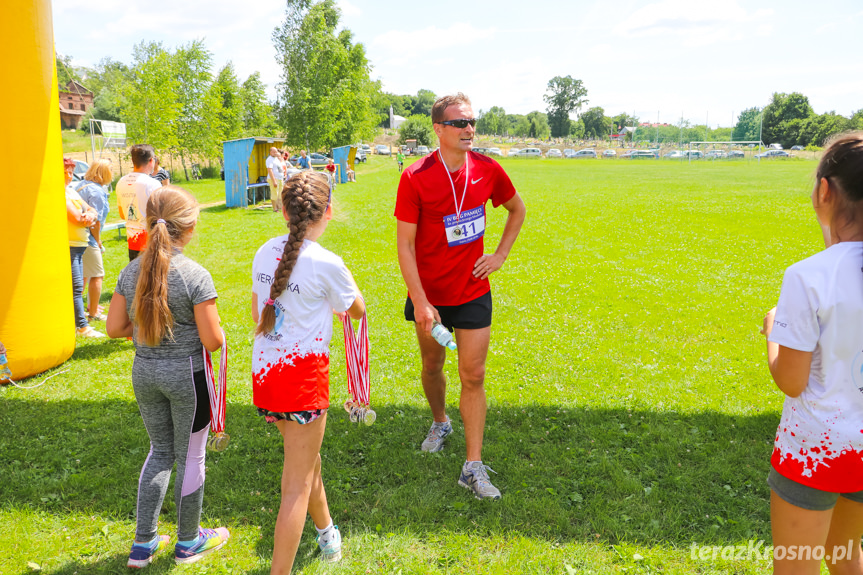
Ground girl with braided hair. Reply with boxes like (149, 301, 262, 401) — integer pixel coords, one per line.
(251, 171, 364, 572)
(761, 132, 863, 574)
(106, 186, 230, 566)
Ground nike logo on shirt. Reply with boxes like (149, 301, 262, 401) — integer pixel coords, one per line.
(471, 178, 483, 185)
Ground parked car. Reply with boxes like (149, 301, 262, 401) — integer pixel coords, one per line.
(663, 151, 686, 159)
(511, 147, 542, 158)
(354, 148, 367, 163)
(375, 144, 390, 155)
(361, 144, 372, 153)
(728, 150, 745, 158)
(790, 145, 804, 151)
(546, 148, 563, 158)
(602, 149, 616, 158)
(704, 150, 727, 159)
(508, 148, 520, 156)
(488, 147, 502, 156)
(768, 143, 783, 150)
(755, 149, 792, 158)
(472, 147, 490, 155)
(71, 160, 89, 182)
(625, 150, 657, 159)
(290, 153, 329, 167)
(569, 149, 597, 158)
(416, 145, 430, 156)
(683, 150, 704, 159)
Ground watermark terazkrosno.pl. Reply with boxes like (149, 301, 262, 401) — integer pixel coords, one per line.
(690, 540, 855, 564)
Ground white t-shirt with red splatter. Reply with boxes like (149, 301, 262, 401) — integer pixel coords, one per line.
(769, 241, 863, 492)
(251, 235, 359, 412)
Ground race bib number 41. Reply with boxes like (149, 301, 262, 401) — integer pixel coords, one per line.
(444, 205, 485, 247)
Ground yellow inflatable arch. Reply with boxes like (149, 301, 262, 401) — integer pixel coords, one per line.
(1, 0, 76, 380)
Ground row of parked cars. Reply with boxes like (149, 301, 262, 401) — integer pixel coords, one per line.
(503, 147, 795, 160)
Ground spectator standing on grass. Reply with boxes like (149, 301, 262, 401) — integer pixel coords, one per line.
(116, 144, 161, 261)
(761, 132, 863, 574)
(75, 159, 113, 323)
(297, 150, 311, 170)
(324, 158, 336, 187)
(65, 157, 103, 338)
(251, 172, 365, 572)
(106, 186, 229, 567)
(394, 93, 526, 500)
(266, 147, 286, 212)
(152, 157, 170, 187)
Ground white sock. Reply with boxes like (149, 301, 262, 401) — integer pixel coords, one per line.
(315, 519, 333, 539)
(464, 460, 482, 468)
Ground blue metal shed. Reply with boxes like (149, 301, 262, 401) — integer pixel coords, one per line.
(223, 137, 285, 208)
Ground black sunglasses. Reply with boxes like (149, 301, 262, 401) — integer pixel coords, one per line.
(437, 118, 477, 129)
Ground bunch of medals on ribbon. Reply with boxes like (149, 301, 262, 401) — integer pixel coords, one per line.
(341, 311, 375, 425)
(204, 328, 230, 451)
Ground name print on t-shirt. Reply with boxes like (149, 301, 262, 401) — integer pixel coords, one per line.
(255, 271, 301, 294)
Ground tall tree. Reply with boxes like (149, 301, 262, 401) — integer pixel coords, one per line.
(211, 62, 245, 145)
(55, 53, 83, 87)
(580, 107, 608, 139)
(569, 117, 585, 139)
(273, 0, 379, 152)
(527, 111, 550, 139)
(412, 89, 436, 116)
(762, 92, 814, 146)
(122, 41, 179, 152)
(476, 106, 506, 135)
(733, 107, 761, 141)
(172, 39, 220, 178)
(507, 114, 531, 137)
(241, 72, 278, 135)
(799, 112, 850, 147)
(543, 75, 588, 138)
(398, 114, 436, 146)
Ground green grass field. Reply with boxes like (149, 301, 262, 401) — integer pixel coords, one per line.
(1, 156, 825, 573)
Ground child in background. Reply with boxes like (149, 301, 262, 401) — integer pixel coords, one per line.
(106, 186, 229, 567)
(761, 132, 863, 574)
(251, 172, 364, 574)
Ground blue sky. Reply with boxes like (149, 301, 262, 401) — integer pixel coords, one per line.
(54, 0, 863, 127)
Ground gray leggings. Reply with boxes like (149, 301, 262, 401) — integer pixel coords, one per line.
(132, 356, 211, 541)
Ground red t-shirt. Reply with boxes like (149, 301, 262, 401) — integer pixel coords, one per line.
(394, 151, 516, 306)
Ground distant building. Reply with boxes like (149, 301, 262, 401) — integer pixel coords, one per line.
(609, 126, 637, 143)
(59, 80, 93, 129)
(388, 105, 406, 130)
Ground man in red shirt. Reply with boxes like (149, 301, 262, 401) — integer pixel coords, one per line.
(395, 93, 526, 500)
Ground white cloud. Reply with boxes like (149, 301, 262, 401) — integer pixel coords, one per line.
(372, 22, 495, 48)
(618, 1, 773, 46)
(337, 0, 362, 17)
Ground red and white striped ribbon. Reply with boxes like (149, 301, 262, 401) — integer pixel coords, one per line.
(341, 311, 369, 406)
(203, 328, 228, 433)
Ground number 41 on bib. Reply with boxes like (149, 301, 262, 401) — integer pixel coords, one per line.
(444, 205, 485, 247)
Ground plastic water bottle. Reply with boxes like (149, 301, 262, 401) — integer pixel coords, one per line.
(0, 342, 11, 382)
(431, 322, 457, 350)
(344, 400, 376, 426)
(206, 432, 230, 452)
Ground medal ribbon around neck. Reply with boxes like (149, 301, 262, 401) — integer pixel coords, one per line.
(438, 149, 469, 222)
